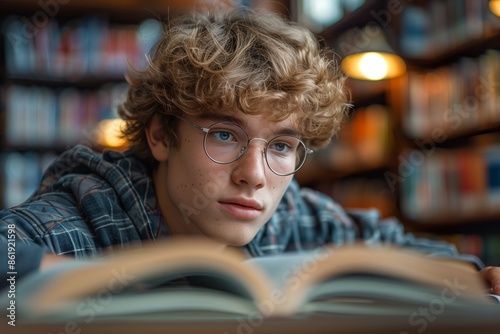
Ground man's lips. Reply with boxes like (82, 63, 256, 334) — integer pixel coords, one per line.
(220, 198, 263, 210)
(218, 198, 263, 219)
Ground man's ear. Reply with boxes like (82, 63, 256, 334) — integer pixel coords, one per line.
(146, 114, 169, 162)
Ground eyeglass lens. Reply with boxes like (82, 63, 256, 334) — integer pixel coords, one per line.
(203, 122, 307, 175)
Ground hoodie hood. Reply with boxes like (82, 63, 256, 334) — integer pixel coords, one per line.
(36, 145, 165, 244)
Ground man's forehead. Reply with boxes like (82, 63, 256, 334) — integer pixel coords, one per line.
(195, 112, 301, 136)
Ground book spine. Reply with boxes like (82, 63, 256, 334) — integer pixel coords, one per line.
(404, 50, 500, 139)
(3, 15, 159, 79)
(4, 84, 129, 148)
(0, 152, 57, 208)
(400, 146, 500, 222)
(398, 0, 500, 56)
(443, 233, 500, 266)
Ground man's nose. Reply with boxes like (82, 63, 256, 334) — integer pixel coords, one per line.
(230, 139, 268, 188)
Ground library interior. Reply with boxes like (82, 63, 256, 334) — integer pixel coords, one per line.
(2, 0, 500, 332)
(2, 0, 500, 265)
(0, 0, 500, 265)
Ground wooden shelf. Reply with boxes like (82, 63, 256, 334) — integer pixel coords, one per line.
(4, 75, 126, 88)
(405, 32, 500, 69)
(405, 209, 500, 230)
(0, 0, 195, 21)
(406, 120, 500, 144)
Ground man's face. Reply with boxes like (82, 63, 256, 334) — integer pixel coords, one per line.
(148, 112, 296, 246)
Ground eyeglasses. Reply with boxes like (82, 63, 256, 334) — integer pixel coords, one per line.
(175, 116, 313, 176)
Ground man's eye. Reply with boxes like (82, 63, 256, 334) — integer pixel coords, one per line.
(270, 141, 297, 156)
(213, 131, 235, 142)
(271, 142, 290, 153)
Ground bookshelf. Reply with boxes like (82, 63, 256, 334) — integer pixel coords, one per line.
(0, 0, 169, 207)
(294, 0, 500, 265)
(1, 0, 499, 264)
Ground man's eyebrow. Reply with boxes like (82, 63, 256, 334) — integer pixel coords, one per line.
(198, 113, 302, 137)
(198, 114, 243, 125)
(276, 127, 301, 137)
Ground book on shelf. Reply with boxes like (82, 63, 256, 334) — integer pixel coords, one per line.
(4, 83, 128, 147)
(3, 236, 499, 325)
(2, 15, 161, 79)
(400, 146, 500, 221)
(398, 0, 500, 57)
(312, 104, 392, 171)
(485, 146, 500, 205)
(404, 49, 500, 139)
(0, 152, 57, 208)
(443, 234, 500, 267)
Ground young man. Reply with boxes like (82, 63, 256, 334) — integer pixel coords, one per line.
(1, 8, 499, 292)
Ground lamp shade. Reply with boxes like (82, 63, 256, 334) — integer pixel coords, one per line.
(339, 24, 406, 81)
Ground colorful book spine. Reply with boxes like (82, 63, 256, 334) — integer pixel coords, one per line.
(4, 83, 129, 147)
(443, 233, 500, 267)
(404, 49, 500, 139)
(398, 0, 500, 57)
(3, 15, 161, 78)
(400, 146, 500, 222)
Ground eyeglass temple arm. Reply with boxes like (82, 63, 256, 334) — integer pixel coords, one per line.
(174, 115, 210, 133)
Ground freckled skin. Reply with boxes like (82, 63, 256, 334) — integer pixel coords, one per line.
(149, 113, 294, 246)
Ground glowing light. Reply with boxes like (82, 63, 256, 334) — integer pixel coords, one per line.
(359, 52, 388, 81)
(95, 118, 127, 149)
(490, 0, 500, 17)
(342, 52, 406, 81)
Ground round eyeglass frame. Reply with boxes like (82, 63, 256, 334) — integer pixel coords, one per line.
(175, 115, 313, 176)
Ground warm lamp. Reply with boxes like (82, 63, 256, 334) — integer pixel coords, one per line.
(490, 0, 500, 16)
(94, 118, 127, 149)
(340, 25, 406, 81)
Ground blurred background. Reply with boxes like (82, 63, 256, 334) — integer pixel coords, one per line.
(0, 0, 500, 265)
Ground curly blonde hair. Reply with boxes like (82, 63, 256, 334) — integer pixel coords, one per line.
(118, 7, 349, 167)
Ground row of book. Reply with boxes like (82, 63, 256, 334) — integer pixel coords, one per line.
(313, 104, 393, 170)
(399, 0, 500, 57)
(3, 83, 129, 147)
(399, 145, 500, 222)
(0, 151, 58, 208)
(2, 15, 161, 79)
(442, 233, 500, 267)
(404, 49, 500, 139)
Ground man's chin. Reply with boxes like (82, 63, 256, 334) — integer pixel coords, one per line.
(209, 230, 259, 248)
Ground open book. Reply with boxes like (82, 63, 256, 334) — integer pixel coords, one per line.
(5, 237, 500, 324)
